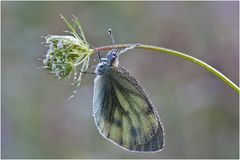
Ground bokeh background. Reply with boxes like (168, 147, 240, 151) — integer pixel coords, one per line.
(1, 1, 239, 159)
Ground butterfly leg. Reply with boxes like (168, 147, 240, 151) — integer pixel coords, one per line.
(79, 70, 95, 74)
(87, 65, 97, 68)
(78, 65, 97, 75)
(97, 51, 102, 61)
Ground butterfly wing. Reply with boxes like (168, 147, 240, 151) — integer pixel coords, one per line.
(93, 66, 164, 152)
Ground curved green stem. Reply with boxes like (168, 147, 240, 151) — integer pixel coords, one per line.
(95, 44, 239, 94)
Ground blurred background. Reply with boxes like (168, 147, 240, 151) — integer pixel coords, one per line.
(1, 1, 239, 159)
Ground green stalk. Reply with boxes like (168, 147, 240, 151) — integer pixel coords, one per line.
(95, 44, 239, 94)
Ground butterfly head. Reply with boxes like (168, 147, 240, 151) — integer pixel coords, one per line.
(106, 50, 117, 62)
(95, 50, 119, 75)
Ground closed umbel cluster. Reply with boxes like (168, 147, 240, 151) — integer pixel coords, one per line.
(41, 15, 93, 97)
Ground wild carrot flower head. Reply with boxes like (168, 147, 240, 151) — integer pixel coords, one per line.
(42, 15, 94, 97)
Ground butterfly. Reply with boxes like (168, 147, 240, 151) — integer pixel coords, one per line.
(92, 32, 164, 152)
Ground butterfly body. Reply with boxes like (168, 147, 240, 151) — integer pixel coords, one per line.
(93, 49, 164, 152)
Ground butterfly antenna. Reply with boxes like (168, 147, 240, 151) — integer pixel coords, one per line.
(107, 29, 117, 54)
(108, 29, 116, 45)
(117, 43, 140, 56)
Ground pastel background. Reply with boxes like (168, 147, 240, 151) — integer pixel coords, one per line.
(1, 1, 239, 159)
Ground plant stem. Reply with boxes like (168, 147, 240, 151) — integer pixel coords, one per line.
(95, 44, 239, 94)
